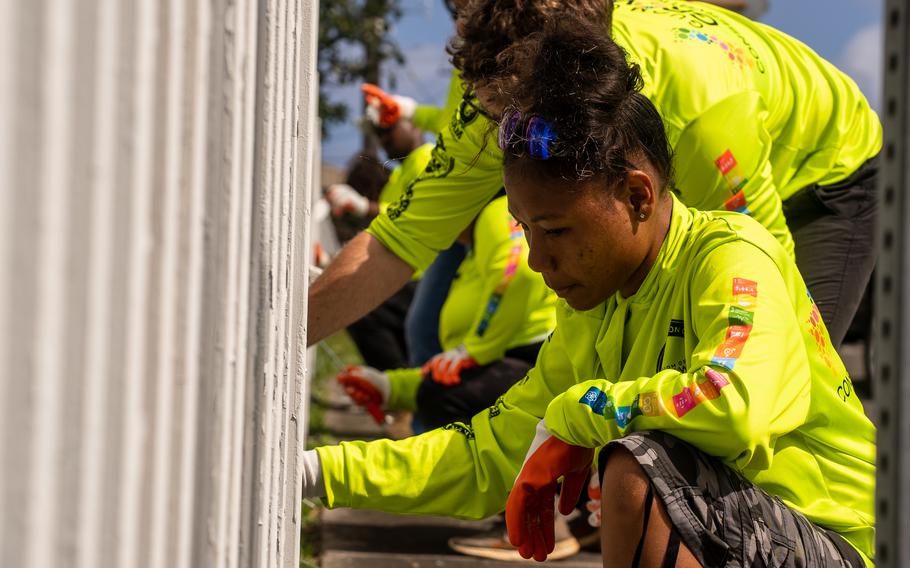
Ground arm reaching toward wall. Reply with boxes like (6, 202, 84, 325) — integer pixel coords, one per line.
(307, 231, 414, 345)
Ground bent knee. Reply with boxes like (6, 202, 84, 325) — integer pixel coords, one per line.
(600, 446, 650, 514)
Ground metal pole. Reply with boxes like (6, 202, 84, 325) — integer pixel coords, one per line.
(875, 1, 910, 566)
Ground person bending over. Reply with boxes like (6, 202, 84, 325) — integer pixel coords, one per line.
(307, 0, 880, 355)
(356, 0, 473, 364)
(325, 120, 429, 224)
(325, 119, 432, 371)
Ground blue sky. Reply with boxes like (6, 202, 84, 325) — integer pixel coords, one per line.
(320, 0, 884, 166)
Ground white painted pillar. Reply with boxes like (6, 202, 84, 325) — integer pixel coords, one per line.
(0, 0, 317, 566)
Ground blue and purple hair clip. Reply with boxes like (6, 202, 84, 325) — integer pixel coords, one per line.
(497, 108, 557, 160)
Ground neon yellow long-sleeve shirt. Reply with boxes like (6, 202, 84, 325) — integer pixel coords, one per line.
(318, 195, 875, 564)
(411, 69, 464, 134)
(379, 71, 462, 217)
(366, 0, 881, 271)
(378, 144, 435, 214)
(381, 71, 462, 213)
(374, 144, 435, 282)
(385, 196, 557, 411)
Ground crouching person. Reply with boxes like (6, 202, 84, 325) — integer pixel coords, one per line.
(302, 23, 874, 567)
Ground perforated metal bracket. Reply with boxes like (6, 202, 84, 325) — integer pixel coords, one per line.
(876, 2, 910, 566)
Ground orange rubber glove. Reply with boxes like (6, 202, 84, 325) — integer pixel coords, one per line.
(422, 344, 478, 385)
(361, 83, 416, 128)
(336, 365, 389, 424)
(506, 420, 594, 562)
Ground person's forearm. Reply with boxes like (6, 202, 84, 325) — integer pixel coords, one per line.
(307, 231, 415, 345)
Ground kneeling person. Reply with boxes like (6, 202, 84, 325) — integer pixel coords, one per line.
(304, 23, 874, 567)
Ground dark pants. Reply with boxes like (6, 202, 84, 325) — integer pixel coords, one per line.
(346, 281, 416, 371)
(415, 343, 541, 430)
(783, 158, 878, 350)
(405, 243, 467, 366)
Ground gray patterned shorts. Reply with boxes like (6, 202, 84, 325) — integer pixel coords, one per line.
(598, 431, 865, 567)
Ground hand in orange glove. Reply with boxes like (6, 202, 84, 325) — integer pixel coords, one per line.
(361, 83, 417, 129)
(506, 420, 594, 562)
(336, 365, 390, 424)
(422, 344, 478, 385)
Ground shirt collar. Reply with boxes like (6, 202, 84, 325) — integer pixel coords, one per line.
(617, 192, 692, 306)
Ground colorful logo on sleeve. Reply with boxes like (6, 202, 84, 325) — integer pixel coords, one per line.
(715, 149, 737, 175)
(806, 288, 838, 376)
(644, 368, 732, 421)
(475, 219, 525, 337)
(638, 391, 666, 417)
(711, 278, 757, 370)
(577, 368, 733, 426)
(714, 149, 750, 215)
(579, 386, 615, 417)
(619, 1, 765, 72)
(672, 27, 764, 73)
(673, 368, 731, 418)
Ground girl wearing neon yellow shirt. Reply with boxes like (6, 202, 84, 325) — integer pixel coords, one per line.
(303, 19, 874, 567)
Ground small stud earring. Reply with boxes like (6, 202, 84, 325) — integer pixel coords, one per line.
(639, 213, 646, 220)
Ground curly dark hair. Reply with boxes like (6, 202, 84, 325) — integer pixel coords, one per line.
(449, 0, 612, 86)
(498, 18, 674, 189)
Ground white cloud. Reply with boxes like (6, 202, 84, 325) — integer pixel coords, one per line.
(837, 23, 883, 112)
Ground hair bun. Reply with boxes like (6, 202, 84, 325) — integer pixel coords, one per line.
(497, 14, 674, 188)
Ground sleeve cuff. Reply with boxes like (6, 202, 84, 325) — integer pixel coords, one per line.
(366, 216, 442, 273)
(302, 449, 326, 499)
(386, 367, 423, 411)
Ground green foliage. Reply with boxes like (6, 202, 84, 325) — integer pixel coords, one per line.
(299, 498, 321, 566)
(318, 0, 405, 137)
(306, 331, 364, 447)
